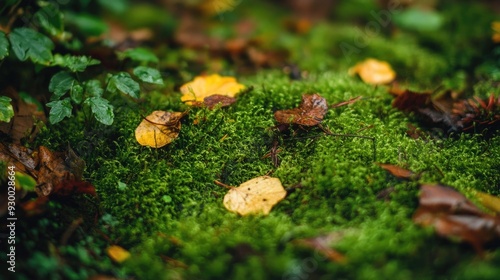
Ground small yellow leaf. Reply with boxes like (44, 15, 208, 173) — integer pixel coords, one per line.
(492, 22, 500, 43)
(107, 245, 130, 263)
(476, 191, 500, 214)
(223, 176, 287, 216)
(135, 111, 182, 148)
(180, 74, 245, 105)
(348, 58, 396, 85)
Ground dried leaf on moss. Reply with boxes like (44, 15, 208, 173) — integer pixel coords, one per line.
(274, 93, 328, 126)
(348, 58, 396, 85)
(376, 163, 418, 180)
(180, 74, 245, 105)
(135, 111, 184, 148)
(413, 184, 500, 255)
(293, 232, 347, 264)
(223, 176, 287, 216)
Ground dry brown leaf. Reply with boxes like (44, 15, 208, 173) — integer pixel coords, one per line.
(223, 176, 287, 216)
(107, 245, 131, 263)
(135, 111, 183, 148)
(376, 163, 418, 180)
(180, 74, 245, 105)
(274, 94, 328, 126)
(413, 184, 500, 255)
(348, 58, 396, 85)
(191, 94, 237, 109)
(294, 232, 347, 264)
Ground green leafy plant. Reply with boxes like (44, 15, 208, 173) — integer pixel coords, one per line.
(0, 1, 163, 126)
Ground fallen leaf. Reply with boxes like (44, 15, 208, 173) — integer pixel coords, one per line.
(329, 96, 362, 108)
(0, 87, 46, 143)
(348, 58, 396, 85)
(413, 184, 500, 255)
(475, 191, 500, 214)
(274, 94, 328, 126)
(223, 176, 287, 216)
(180, 74, 245, 105)
(191, 94, 237, 109)
(107, 245, 131, 263)
(376, 163, 418, 180)
(135, 111, 183, 148)
(492, 21, 500, 43)
(293, 232, 347, 264)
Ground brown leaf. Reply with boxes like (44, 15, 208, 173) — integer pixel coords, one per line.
(413, 184, 500, 254)
(274, 94, 328, 126)
(191, 94, 237, 109)
(376, 163, 418, 180)
(293, 232, 347, 264)
(0, 87, 46, 143)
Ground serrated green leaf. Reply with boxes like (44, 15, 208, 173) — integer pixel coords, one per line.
(34, 4, 66, 38)
(0, 96, 14, 122)
(118, 48, 159, 64)
(85, 80, 104, 97)
(84, 97, 114, 125)
(52, 54, 100, 72)
(0, 31, 9, 60)
(49, 71, 76, 99)
(133, 66, 164, 85)
(46, 98, 72, 124)
(8, 27, 54, 64)
(71, 84, 84, 104)
(110, 72, 140, 98)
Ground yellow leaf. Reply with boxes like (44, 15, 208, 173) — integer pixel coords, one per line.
(223, 176, 287, 216)
(107, 245, 130, 263)
(180, 74, 245, 105)
(135, 111, 183, 148)
(492, 22, 500, 43)
(348, 58, 396, 85)
(476, 191, 500, 214)
(200, 0, 238, 15)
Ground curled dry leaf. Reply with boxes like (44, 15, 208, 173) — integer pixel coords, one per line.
(107, 245, 131, 263)
(135, 111, 183, 148)
(348, 58, 396, 85)
(274, 93, 328, 126)
(223, 176, 287, 216)
(413, 184, 500, 254)
(180, 74, 245, 105)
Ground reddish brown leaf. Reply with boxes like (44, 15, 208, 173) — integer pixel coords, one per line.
(195, 94, 237, 109)
(392, 90, 432, 112)
(293, 232, 347, 264)
(413, 184, 500, 255)
(376, 163, 417, 180)
(274, 94, 328, 126)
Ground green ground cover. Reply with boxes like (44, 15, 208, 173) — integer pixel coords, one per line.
(2, 0, 500, 279)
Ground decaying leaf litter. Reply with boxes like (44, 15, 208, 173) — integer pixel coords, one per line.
(2, 1, 500, 278)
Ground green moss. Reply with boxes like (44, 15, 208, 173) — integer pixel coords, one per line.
(12, 2, 500, 278)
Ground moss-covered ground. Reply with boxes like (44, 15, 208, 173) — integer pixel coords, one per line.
(7, 1, 500, 279)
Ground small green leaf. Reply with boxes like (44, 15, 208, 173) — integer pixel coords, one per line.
(52, 54, 100, 72)
(65, 13, 108, 36)
(0, 96, 14, 123)
(85, 80, 104, 97)
(84, 97, 114, 125)
(118, 48, 159, 64)
(46, 98, 72, 124)
(70, 84, 84, 104)
(393, 8, 443, 32)
(98, 0, 128, 14)
(15, 172, 37, 191)
(133, 66, 164, 85)
(49, 71, 76, 99)
(117, 181, 127, 190)
(8, 27, 54, 64)
(110, 72, 140, 98)
(34, 4, 66, 39)
(19, 92, 44, 111)
(0, 31, 9, 59)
